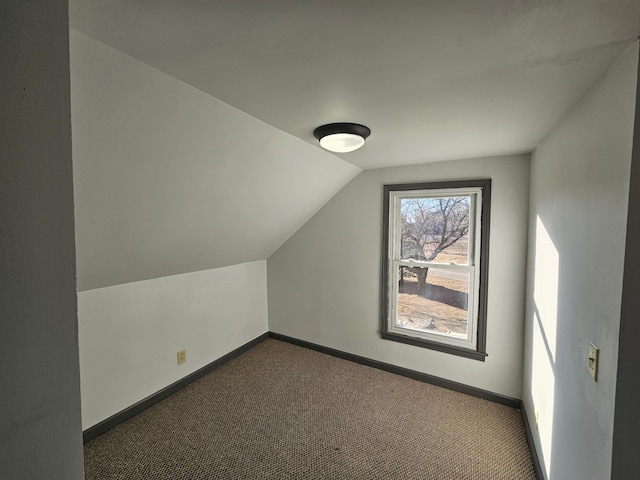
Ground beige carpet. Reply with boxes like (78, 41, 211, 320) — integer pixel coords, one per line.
(84, 339, 537, 479)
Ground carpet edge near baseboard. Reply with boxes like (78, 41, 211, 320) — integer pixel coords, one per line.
(82, 332, 269, 444)
(269, 332, 545, 479)
(83, 330, 545, 480)
(520, 401, 546, 480)
(269, 332, 519, 407)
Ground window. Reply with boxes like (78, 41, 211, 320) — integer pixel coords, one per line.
(381, 179, 491, 360)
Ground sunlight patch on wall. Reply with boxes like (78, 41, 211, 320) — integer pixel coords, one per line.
(533, 216, 559, 362)
(531, 215, 559, 479)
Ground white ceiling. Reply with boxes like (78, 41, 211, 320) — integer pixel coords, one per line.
(69, 1, 640, 290)
(71, 0, 640, 169)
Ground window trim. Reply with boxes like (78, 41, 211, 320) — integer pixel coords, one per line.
(380, 179, 491, 361)
(388, 187, 482, 351)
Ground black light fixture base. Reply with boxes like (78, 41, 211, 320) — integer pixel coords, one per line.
(313, 123, 371, 141)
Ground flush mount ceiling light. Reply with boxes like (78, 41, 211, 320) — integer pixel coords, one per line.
(313, 123, 371, 153)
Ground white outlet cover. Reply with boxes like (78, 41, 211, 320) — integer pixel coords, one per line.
(588, 342, 599, 381)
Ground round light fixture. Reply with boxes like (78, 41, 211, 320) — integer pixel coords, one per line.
(313, 123, 371, 153)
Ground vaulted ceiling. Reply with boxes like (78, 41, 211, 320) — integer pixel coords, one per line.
(71, 0, 640, 168)
(69, 1, 640, 290)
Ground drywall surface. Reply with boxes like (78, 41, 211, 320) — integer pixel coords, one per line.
(70, 29, 359, 291)
(523, 42, 638, 480)
(0, 1, 84, 478)
(268, 154, 530, 398)
(79, 261, 268, 429)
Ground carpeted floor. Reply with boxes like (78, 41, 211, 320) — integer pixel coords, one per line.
(84, 339, 537, 479)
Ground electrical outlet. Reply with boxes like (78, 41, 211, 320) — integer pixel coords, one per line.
(588, 342, 599, 381)
(534, 408, 539, 429)
(177, 349, 186, 365)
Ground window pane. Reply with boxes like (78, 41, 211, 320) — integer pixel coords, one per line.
(400, 196, 470, 264)
(396, 266, 469, 338)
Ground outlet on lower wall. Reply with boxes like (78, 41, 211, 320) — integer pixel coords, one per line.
(534, 408, 539, 429)
(177, 349, 186, 365)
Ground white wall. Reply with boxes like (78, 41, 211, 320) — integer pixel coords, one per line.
(79, 261, 268, 429)
(268, 154, 530, 398)
(523, 41, 638, 480)
(0, 1, 84, 478)
(70, 29, 359, 291)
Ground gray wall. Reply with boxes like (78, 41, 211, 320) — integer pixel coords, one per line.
(268, 154, 530, 399)
(611, 44, 640, 480)
(523, 41, 638, 480)
(0, 1, 84, 479)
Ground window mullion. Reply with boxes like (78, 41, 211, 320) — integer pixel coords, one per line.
(396, 260, 473, 271)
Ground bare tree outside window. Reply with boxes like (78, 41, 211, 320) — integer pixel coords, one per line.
(400, 196, 470, 293)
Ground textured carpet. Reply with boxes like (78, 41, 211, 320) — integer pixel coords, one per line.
(84, 339, 537, 479)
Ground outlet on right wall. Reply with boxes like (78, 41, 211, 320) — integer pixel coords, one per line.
(523, 40, 639, 480)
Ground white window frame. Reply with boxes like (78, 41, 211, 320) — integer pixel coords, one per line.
(380, 180, 491, 360)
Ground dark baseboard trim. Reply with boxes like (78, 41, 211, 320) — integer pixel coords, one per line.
(268, 332, 520, 409)
(84, 331, 528, 447)
(520, 401, 546, 480)
(83, 332, 269, 444)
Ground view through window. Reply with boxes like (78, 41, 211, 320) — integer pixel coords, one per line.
(381, 180, 491, 360)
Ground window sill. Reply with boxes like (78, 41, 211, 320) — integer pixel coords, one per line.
(380, 331, 487, 361)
